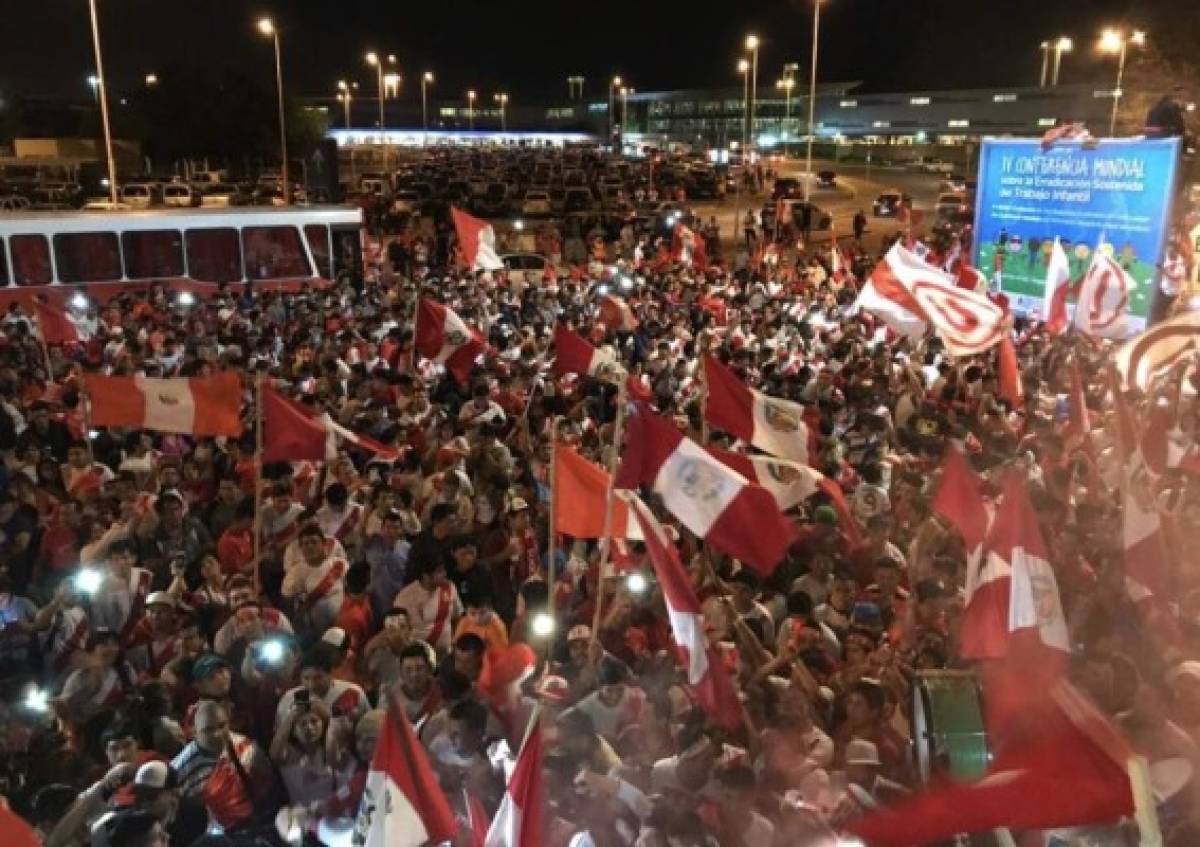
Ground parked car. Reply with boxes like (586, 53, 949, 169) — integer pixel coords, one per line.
(817, 170, 838, 188)
(502, 252, 552, 287)
(199, 183, 241, 207)
(772, 177, 802, 200)
(163, 183, 200, 207)
(521, 190, 552, 217)
(120, 183, 159, 208)
(0, 195, 31, 212)
(872, 188, 910, 217)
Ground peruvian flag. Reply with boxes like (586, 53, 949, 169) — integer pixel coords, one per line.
(553, 445, 643, 541)
(1074, 248, 1132, 339)
(34, 300, 82, 345)
(854, 243, 1006, 356)
(615, 405, 798, 575)
(552, 325, 624, 383)
(451, 206, 504, 271)
(415, 298, 486, 386)
(84, 373, 242, 437)
(262, 385, 402, 464)
(354, 702, 458, 847)
(1043, 237, 1074, 335)
(931, 445, 989, 571)
(702, 354, 810, 462)
(625, 494, 742, 728)
(849, 681, 1133, 846)
(598, 294, 638, 331)
(996, 335, 1023, 409)
(485, 722, 544, 847)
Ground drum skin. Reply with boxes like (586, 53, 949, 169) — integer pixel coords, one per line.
(913, 670, 990, 783)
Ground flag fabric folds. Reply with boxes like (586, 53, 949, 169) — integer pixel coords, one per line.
(451, 206, 505, 271)
(552, 325, 624, 383)
(615, 406, 797, 575)
(1073, 249, 1133, 339)
(34, 300, 82, 345)
(553, 446, 642, 541)
(1114, 309, 1200, 391)
(415, 298, 486, 386)
(354, 703, 458, 847)
(262, 385, 402, 464)
(484, 722, 544, 847)
(624, 494, 742, 728)
(854, 243, 1006, 356)
(996, 335, 1023, 409)
(85, 373, 243, 437)
(702, 354, 810, 462)
(1042, 237, 1074, 335)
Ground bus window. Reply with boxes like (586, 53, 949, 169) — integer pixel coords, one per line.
(53, 232, 122, 283)
(11, 235, 51, 285)
(304, 224, 331, 278)
(243, 226, 311, 280)
(186, 228, 242, 282)
(122, 230, 184, 279)
(331, 224, 363, 282)
(0, 241, 8, 286)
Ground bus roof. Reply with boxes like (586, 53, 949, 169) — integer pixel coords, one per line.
(0, 205, 363, 231)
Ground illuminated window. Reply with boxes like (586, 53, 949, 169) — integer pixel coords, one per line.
(948, 119, 970, 128)
(993, 93, 1018, 103)
(840, 99, 857, 108)
(1037, 118, 1057, 127)
(910, 96, 930, 105)
(872, 120, 890, 128)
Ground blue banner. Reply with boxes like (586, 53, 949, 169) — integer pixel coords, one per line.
(972, 137, 1180, 320)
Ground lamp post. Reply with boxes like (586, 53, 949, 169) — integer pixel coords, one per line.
(620, 86, 634, 136)
(257, 17, 288, 205)
(745, 35, 759, 161)
(1099, 28, 1146, 136)
(494, 93, 509, 131)
(418, 72, 434, 144)
(608, 76, 622, 149)
(568, 75, 584, 100)
(337, 80, 357, 128)
(365, 51, 396, 129)
(776, 77, 795, 153)
(467, 90, 476, 130)
(1039, 41, 1051, 87)
(144, 73, 158, 87)
(734, 58, 751, 242)
(1051, 36, 1073, 85)
(803, 1, 823, 202)
(86, 0, 119, 206)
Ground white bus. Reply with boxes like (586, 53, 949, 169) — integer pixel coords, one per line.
(0, 206, 364, 303)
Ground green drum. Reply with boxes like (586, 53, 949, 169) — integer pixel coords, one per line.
(912, 670, 991, 783)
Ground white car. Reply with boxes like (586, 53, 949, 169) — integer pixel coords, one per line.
(163, 184, 199, 207)
(120, 183, 158, 208)
(521, 191, 551, 217)
(83, 198, 132, 211)
(199, 184, 239, 207)
(502, 252, 553, 287)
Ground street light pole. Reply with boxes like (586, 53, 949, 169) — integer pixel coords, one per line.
(746, 35, 759, 162)
(1051, 37, 1072, 85)
(87, 0, 119, 206)
(803, 0, 822, 202)
(1100, 28, 1145, 137)
(337, 80, 355, 128)
(494, 93, 508, 131)
(258, 18, 288, 204)
(467, 90, 476, 131)
(421, 72, 433, 144)
(609, 76, 622, 150)
(1039, 41, 1050, 87)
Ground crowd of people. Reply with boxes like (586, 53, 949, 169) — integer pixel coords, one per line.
(0, 166, 1197, 847)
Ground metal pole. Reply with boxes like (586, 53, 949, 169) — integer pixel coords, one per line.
(421, 79, 428, 142)
(253, 371, 265, 596)
(608, 85, 614, 148)
(1040, 44, 1050, 87)
(272, 31, 289, 204)
(87, 0, 119, 206)
(546, 417, 562, 636)
(1051, 45, 1063, 86)
(804, 0, 821, 202)
(1109, 41, 1127, 137)
(589, 380, 627, 650)
(749, 47, 758, 164)
(376, 65, 385, 129)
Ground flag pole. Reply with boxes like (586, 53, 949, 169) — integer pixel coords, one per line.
(590, 380, 627, 646)
(253, 370, 265, 596)
(546, 416, 562, 637)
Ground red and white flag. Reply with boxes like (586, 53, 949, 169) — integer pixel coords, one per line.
(598, 294, 638, 331)
(625, 494, 742, 728)
(84, 373, 242, 437)
(615, 406, 798, 575)
(854, 243, 1006, 356)
(1114, 309, 1200, 392)
(1074, 248, 1132, 339)
(702, 354, 810, 462)
(955, 252, 988, 295)
(552, 325, 624, 383)
(485, 722, 544, 847)
(931, 445, 989, 571)
(415, 298, 486, 386)
(451, 206, 505, 271)
(354, 703, 458, 847)
(849, 681, 1133, 846)
(997, 335, 1023, 409)
(553, 446, 643, 542)
(262, 385, 402, 464)
(1043, 237, 1074, 335)
(34, 300, 82, 345)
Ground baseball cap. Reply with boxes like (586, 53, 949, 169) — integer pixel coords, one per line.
(134, 760, 175, 790)
(321, 627, 349, 649)
(191, 653, 230, 681)
(145, 591, 175, 608)
(567, 624, 591, 642)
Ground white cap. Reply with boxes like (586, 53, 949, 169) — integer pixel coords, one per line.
(321, 627, 349, 649)
(145, 591, 175, 608)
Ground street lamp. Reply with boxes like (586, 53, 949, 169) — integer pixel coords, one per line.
(608, 76, 622, 148)
(86, 0, 118, 206)
(467, 90, 476, 130)
(1039, 40, 1051, 87)
(745, 35, 760, 159)
(421, 72, 434, 142)
(1051, 37, 1072, 85)
(738, 59, 751, 158)
(1099, 28, 1146, 136)
(567, 75, 584, 100)
(620, 87, 633, 136)
(494, 93, 509, 131)
(144, 73, 158, 87)
(365, 50, 397, 129)
(776, 77, 795, 148)
(803, 2, 824, 202)
(257, 18, 288, 204)
(336, 80, 357, 128)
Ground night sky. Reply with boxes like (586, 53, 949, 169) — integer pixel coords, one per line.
(3, 0, 1196, 104)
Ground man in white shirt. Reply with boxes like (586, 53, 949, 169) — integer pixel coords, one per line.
(393, 559, 463, 654)
(281, 525, 349, 634)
